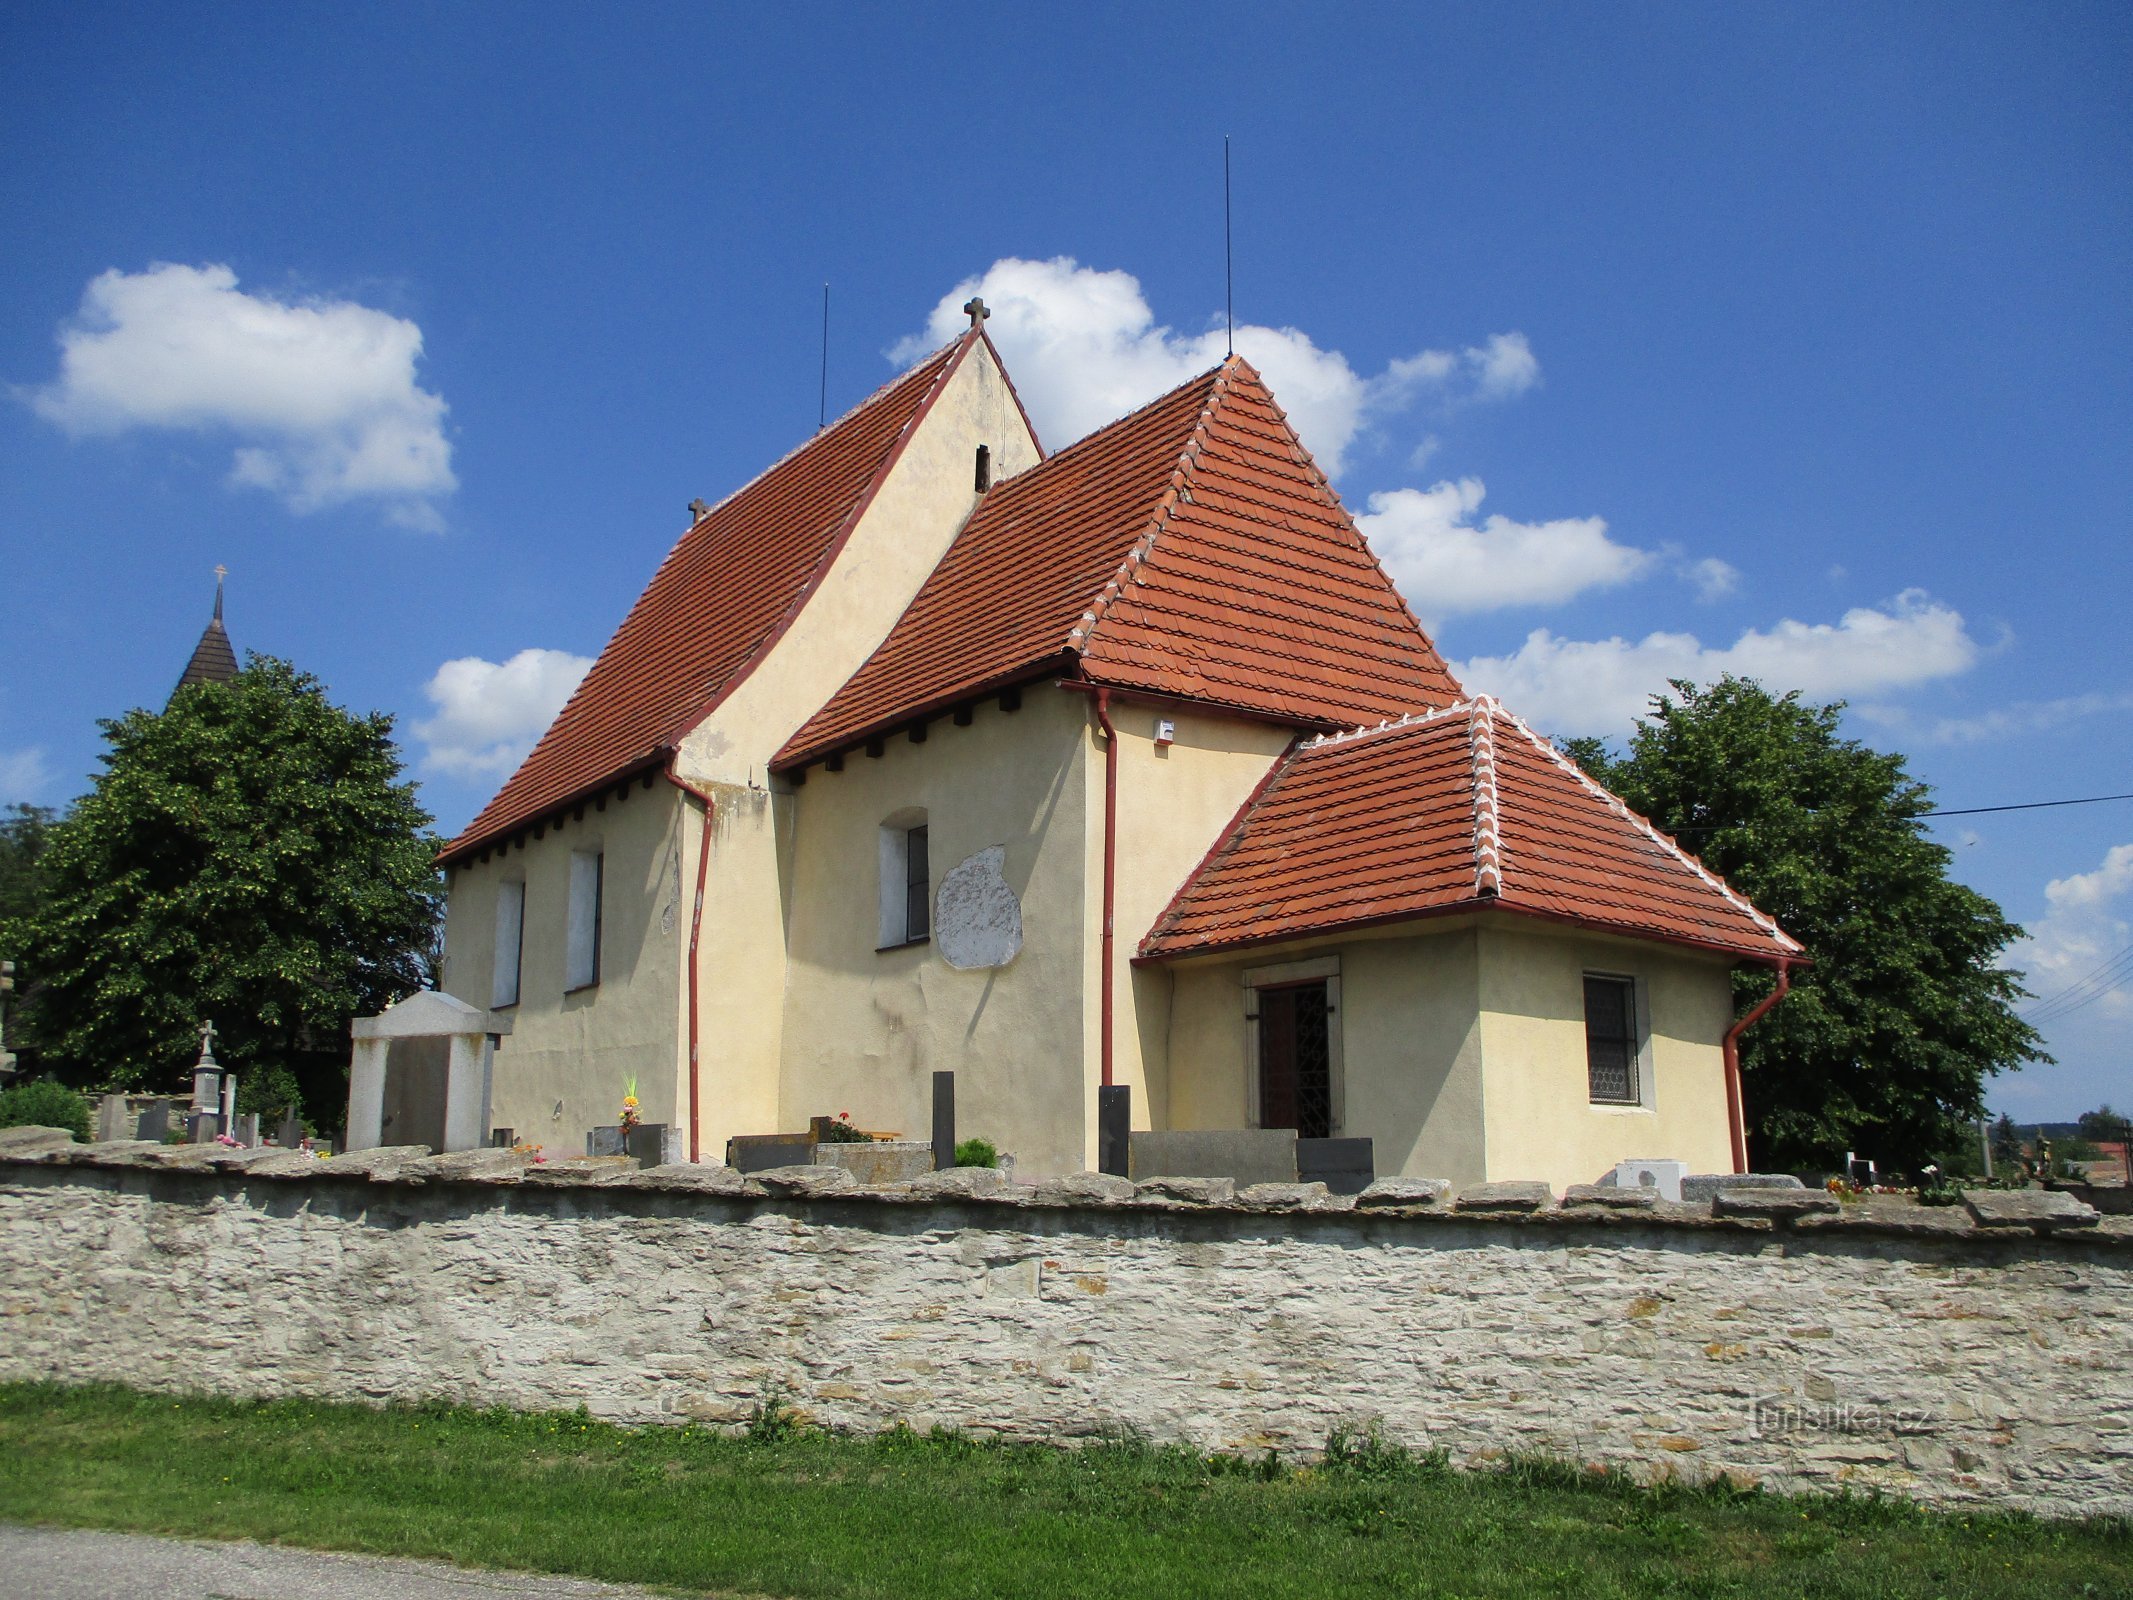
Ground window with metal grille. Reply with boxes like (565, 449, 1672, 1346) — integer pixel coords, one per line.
(1258, 980, 1333, 1138)
(1583, 974, 1639, 1103)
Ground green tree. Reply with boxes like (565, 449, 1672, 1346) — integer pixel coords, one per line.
(25, 656, 441, 1126)
(1567, 677, 2044, 1174)
(0, 803, 58, 1067)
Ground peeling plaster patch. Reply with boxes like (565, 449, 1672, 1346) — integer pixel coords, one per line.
(936, 845, 1022, 970)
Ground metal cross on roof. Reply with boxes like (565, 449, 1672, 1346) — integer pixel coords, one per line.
(962, 297, 989, 329)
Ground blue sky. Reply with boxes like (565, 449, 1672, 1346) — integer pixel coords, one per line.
(3, 2, 2127, 1120)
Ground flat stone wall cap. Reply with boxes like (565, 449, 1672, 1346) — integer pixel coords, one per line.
(243, 1150, 330, 1178)
(1681, 1172, 1806, 1203)
(1713, 1188, 1841, 1220)
(1455, 1180, 1555, 1213)
(203, 1146, 299, 1172)
(399, 1148, 535, 1184)
(1355, 1177, 1451, 1209)
(623, 1162, 760, 1196)
(521, 1157, 639, 1188)
(1135, 1174, 1235, 1206)
(56, 1139, 163, 1167)
(1565, 1183, 1659, 1210)
(1032, 1172, 1136, 1207)
(754, 1164, 858, 1196)
(0, 1125, 77, 1154)
(1964, 1188, 2100, 1232)
(1237, 1181, 1340, 1211)
(320, 1145, 433, 1179)
(905, 1166, 1007, 1200)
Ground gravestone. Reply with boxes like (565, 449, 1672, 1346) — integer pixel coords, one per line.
(136, 1101, 170, 1143)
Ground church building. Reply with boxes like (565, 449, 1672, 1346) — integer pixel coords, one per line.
(435, 312, 1799, 1189)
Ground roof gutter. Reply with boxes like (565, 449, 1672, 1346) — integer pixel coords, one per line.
(663, 767, 717, 1164)
(1094, 688, 1118, 1091)
(1722, 959, 1792, 1175)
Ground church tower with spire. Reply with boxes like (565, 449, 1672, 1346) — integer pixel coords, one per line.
(170, 566, 239, 706)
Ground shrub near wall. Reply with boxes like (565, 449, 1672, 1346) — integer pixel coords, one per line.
(0, 1142, 2128, 1520)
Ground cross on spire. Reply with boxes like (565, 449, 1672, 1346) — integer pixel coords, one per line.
(962, 297, 989, 331)
(212, 564, 227, 623)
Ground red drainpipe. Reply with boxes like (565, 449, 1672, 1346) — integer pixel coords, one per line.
(1094, 688, 1118, 1089)
(663, 769, 717, 1163)
(1722, 959, 1790, 1174)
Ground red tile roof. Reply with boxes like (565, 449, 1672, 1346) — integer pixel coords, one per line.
(775, 357, 1463, 770)
(443, 335, 976, 862)
(1139, 698, 1802, 964)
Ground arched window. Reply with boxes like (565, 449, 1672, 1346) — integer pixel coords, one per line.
(878, 809, 930, 948)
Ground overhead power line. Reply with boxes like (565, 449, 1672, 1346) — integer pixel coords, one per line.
(1662, 789, 2133, 837)
(2023, 940, 2133, 1027)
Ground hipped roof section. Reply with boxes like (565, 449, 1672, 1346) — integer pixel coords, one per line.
(775, 356, 1464, 770)
(443, 333, 978, 862)
(1140, 698, 1804, 965)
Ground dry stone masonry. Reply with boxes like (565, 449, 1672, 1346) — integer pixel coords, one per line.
(1, 1128, 2128, 1519)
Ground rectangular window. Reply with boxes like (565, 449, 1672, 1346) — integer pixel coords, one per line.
(492, 880, 524, 1008)
(1584, 974, 1639, 1103)
(904, 825, 930, 942)
(567, 851, 603, 991)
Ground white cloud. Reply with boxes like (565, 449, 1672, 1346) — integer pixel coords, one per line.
(0, 748, 51, 806)
(1910, 692, 2133, 746)
(1684, 556, 1741, 603)
(2009, 844, 2133, 1020)
(895, 256, 1537, 476)
(1465, 331, 1540, 400)
(1354, 478, 1650, 624)
(1457, 590, 1981, 737)
(416, 649, 592, 780)
(29, 262, 455, 528)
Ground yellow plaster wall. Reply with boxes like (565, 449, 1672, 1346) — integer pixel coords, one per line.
(684, 781, 794, 1162)
(438, 782, 687, 1157)
(1161, 921, 1490, 1186)
(775, 689, 1091, 1177)
(1096, 703, 1295, 1149)
(1476, 922, 1736, 1190)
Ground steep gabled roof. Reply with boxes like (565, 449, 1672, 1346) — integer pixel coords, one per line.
(1140, 698, 1802, 965)
(776, 356, 1462, 769)
(444, 335, 977, 861)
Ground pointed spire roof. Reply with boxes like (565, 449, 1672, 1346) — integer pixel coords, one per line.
(1139, 698, 1804, 964)
(776, 357, 1463, 769)
(443, 333, 981, 862)
(171, 567, 238, 704)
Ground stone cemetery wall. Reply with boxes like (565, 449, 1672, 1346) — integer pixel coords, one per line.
(1, 1140, 2128, 1519)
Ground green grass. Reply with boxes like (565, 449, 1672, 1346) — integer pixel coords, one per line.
(1, 1384, 2127, 1599)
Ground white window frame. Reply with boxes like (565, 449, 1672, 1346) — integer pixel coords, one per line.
(1240, 954, 1343, 1134)
(566, 849, 603, 992)
(1582, 970, 1655, 1110)
(876, 809, 930, 950)
(491, 878, 525, 1009)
